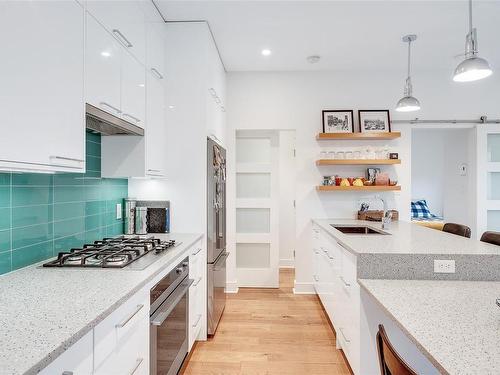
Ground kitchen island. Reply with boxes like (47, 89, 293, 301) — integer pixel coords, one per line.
(359, 278, 500, 375)
(0, 233, 203, 375)
(311, 218, 500, 375)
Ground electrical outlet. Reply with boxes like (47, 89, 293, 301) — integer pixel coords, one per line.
(116, 203, 122, 220)
(434, 259, 455, 273)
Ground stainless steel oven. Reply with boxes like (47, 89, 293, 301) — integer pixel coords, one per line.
(150, 257, 193, 375)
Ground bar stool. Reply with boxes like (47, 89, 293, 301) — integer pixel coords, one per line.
(377, 324, 417, 375)
(480, 231, 500, 246)
(442, 223, 471, 238)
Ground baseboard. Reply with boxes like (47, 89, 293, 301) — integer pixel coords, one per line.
(279, 258, 295, 268)
(293, 280, 315, 294)
(225, 280, 239, 294)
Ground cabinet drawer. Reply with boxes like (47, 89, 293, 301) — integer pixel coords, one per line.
(94, 290, 149, 368)
(39, 331, 93, 375)
(94, 315, 149, 375)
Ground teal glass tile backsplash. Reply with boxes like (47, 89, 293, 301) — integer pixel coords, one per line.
(0, 132, 128, 275)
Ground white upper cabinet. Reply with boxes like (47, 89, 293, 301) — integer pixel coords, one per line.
(85, 11, 146, 127)
(146, 23, 166, 81)
(86, 1, 146, 65)
(145, 68, 167, 177)
(86, 14, 122, 117)
(0, 0, 85, 173)
(121, 51, 146, 126)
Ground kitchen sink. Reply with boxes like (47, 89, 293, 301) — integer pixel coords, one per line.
(331, 225, 390, 235)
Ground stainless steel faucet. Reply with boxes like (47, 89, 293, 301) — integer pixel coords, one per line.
(375, 195, 392, 229)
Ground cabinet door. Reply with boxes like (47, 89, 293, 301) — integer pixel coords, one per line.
(86, 0, 146, 64)
(39, 331, 93, 375)
(146, 24, 165, 80)
(86, 13, 122, 117)
(0, 1, 85, 172)
(145, 72, 166, 176)
(121, 51, 146, 127)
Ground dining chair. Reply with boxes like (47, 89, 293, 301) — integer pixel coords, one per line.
(442, 223, 471, 238)
(480, 231, 500, 246)
(377, 324, 417, 375)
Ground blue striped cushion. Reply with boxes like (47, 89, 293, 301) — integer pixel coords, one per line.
(411, 200, 434, 219)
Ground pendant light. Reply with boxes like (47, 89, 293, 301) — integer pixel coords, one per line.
(453, 0, 492, 82)
(396, 34, 420, 113)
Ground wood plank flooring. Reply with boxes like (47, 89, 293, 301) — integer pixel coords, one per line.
(181, 269, 351, 375)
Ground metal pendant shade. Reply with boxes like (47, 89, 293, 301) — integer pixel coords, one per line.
(453, 0, 492, 82)
(395, 34, 420, 113)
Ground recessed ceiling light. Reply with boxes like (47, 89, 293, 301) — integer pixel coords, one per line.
(261, 49, 272, 56)
(101, 51, 111, 57)
(307, 55, 321, 64)
(168, 105, 175, 109)
(138, 83, 145, 88)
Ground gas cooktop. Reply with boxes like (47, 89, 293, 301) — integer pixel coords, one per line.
(43, 235, 180, 269)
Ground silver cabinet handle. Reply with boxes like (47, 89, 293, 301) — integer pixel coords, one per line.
(339, 327, 350, 343)
(129, 358, 143, 375)
(100, 101, 121, 114)
(313, 275, 319, 282)
(147, 169, 162, 172)
(339, 276, 351, 288)
(116, 304, 144, 328)
(192, 314, 202, 328)
(151, 67, 164, 79)
(193, 276, 202, 287)
(122, 113, 141, 123)
(62, 372, 73, 375)
(214, 96, 221, 104)
(112, 29, 133, 48)
(192, 247, 202, 256)
(50, 156, 84, 163)
(220, 106, 226, 112)
(208, 88, 216, 97)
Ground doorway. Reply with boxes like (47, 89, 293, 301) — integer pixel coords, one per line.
(233, 129, 296, 288)
(411, 127, 475, 234)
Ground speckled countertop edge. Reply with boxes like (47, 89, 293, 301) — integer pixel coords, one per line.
(0, 233, 203, 375)
(357, 279, 449, 375)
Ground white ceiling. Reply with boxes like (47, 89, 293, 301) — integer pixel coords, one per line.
(154, 1, 500, 73)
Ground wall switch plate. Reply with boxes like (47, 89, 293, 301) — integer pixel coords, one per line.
(434, 259, 456, 273)
(116, 203, 122, 220)
(459, 163, 467, 176)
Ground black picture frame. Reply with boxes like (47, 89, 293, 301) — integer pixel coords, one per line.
(358, 110, 391, 133)
(322, 110, 354, 134)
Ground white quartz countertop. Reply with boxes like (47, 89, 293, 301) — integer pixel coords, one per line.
(358, 279, 500, 375)
(0, 233, 202, 375)
(313, 219, 500, 255)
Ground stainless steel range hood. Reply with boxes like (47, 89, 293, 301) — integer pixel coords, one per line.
(86, 103, 144, 136)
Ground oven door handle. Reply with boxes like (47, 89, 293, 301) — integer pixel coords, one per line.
(150, 278, 194, 326)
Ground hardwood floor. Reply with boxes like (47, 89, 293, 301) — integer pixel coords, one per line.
(181, 269, 351, 375)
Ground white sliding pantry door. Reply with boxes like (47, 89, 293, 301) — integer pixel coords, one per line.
(235, 130, 279, 287)
(477, 125, 500, 235)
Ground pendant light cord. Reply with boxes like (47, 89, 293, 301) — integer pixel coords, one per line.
(407, 39, 412, 79)
(468, 0, 473, 36)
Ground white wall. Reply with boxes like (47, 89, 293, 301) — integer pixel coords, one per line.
(278, 130, 296, 268)
(412, 128, 476, 233)
(227, 70, 500, 293)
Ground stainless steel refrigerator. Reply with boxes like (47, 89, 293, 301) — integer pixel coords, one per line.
(207, 137, 228, 335)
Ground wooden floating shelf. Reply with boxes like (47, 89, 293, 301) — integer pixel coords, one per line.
(316, 159, 401, 166)
(316, 185, 401, 192)
(316, 132, 401, 140)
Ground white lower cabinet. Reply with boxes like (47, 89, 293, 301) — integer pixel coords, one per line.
(188, 240, 205, 350)
(93, 290, 149, 373)
(312, 226, 361, 375)
(39, 331, 93, 375)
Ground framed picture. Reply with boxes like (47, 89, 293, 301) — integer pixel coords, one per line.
(358, 110, 391, 133)
(322, 110, 354, 134)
